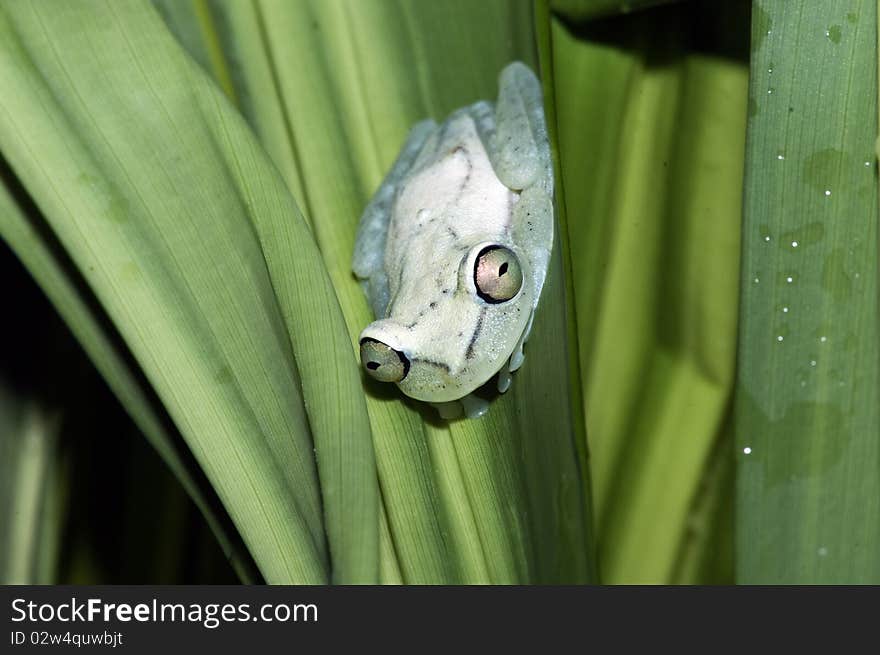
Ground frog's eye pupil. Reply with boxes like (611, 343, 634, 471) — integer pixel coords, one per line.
(474, 246, 523, 303)
(360, 338, 409, 382)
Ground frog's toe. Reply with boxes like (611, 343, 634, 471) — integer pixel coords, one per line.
(508, 348, 525, 373)
(461, 394, 490, 419)
(497, 367, 512, 393)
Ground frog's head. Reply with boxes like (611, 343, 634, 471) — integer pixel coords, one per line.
(358, 242, 533, 403)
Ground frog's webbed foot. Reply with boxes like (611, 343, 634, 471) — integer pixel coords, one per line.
(497, 367, 512, 393)
(468, 62, 552, 195)
(430, 394, 489, 420)
(508, 340, 526, 374)
(460, 394, 490, 419)
(352, 120, 437, 318)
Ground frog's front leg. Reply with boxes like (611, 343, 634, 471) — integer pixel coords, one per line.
(469, 62, 552, 195)
(352, 120, 436, 318)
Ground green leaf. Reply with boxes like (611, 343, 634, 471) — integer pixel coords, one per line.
(735, 1, 880, 583)
(541, 2, 747, 582)
(670, 426, 735, 584)
(1, 156, 259, 584)
(549, 0, 680, 21)
(0, 0, 379, 583)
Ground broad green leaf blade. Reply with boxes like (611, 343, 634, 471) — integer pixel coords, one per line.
(0, 0, 378, 583)
(542, 4, 746, 582)
(198, 48, 380, 584)
(158, 0, 453, 583)
(162, 0, 593, 582)
(736, 1, 880, 583)
(0, 0, 324, 583)
(0, 165, 258, 583)
(155, 0, 381, 584)
(151, 0, 238, 100)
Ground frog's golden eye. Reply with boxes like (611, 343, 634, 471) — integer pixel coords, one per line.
(360, 338, 410, 382)
(474, 246, 523, 303)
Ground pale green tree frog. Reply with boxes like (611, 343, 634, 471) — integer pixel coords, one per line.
(352, 62, 553, 419)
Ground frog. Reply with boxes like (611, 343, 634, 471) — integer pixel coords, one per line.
(352, 61, 553, 419)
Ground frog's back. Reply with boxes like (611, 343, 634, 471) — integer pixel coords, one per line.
(384, 111, 518, 315)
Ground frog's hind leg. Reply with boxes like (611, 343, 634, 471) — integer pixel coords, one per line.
(469, 62, 552, 195)
(352, 120, 437, 318)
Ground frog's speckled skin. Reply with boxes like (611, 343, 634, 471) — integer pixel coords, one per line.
(352, 62, 553, 417)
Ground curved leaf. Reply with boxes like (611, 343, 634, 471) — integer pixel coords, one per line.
(0, 0, 379, 583)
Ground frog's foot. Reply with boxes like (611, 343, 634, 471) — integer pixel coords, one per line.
(479, 62, 552, 195)
(508, 342, 525, 373)
(460, 394, 490, 419)
(497, 367, 512, 393)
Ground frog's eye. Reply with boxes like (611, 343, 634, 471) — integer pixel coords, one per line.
(359, 338, 410, 383)
(474, 246, 523, 303)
